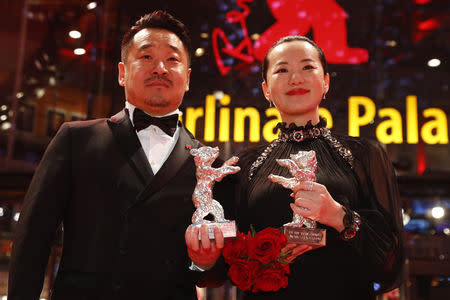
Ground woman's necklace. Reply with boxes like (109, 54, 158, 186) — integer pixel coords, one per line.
(248, 119, 353, 181)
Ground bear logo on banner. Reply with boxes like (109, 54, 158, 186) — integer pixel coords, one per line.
(212, 0, 369, 75)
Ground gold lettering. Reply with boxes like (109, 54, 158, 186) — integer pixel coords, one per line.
(204, 95, 216, 142)
(406, 95, 419, 143)
(218, 95, 231, 142)
(234, 107, 260, 142)
(377, 108, 403, 144)
(319, 107, 333, 128)
(181, 94, 447, 145)
(263, 108, 281, 142)
(421, 108, 449, 144)
(348, 96, 376, 137)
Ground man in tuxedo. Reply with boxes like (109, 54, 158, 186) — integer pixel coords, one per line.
(8, 11, 222, 300)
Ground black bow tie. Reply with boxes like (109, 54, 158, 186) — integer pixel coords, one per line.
(133, 108, 178, 137)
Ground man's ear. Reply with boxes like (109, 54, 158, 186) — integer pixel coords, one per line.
(185, 68, 191, 92)
(118, 62, 125, 86)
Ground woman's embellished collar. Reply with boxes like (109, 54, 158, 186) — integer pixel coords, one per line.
(248, 117, 354, 180)
(276, 118, 328, 142)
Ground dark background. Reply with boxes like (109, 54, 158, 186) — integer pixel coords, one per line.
(0, 0, 449, 299)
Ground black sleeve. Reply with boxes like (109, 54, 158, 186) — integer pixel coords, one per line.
(8, 123, 72, 299)
(349, 139, 405, 293)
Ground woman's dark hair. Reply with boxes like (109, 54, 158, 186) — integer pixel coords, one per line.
(262, 35, 328, 82)
(121, 10, 191, 65)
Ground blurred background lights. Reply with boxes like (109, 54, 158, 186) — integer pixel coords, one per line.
(87, 2, 97, 10)
(195, 48, 205, 57)
(213, 90, 224, 100)
(200, 32, 209, 39)
(0, 208, 3, 217)
(13, 212, 20, 222)
(35, 88, 46, 99)
(444, 228, 450, 235)
(1, 122, 11, 130)
(251, 33, 260, 40)
(0, 115, 7, 121)
(431, 206, 445, 219)
(402, 209, 411, 226)
(385, 40, 397, 47)
(34, 60, 42, 70)
(69, 30, 81, 39)
(0, 105, 7, 111)
(16, 92, 24, 98)
(427, 58, 441, 67)
(373, 282, 380, 291)
(74, 48, 86, 55)
(49, 76, 56, 86)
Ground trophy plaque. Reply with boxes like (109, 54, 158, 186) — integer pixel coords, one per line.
(268, 150, 326, 246)
(190, 146, 240, 239)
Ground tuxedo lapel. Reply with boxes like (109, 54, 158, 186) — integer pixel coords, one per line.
(127, 125, 200, 210)
(107, 109, 154, 185)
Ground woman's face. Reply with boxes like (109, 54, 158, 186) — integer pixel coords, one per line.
(262, 40, 329, 124)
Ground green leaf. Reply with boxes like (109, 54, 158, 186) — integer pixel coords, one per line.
(279, 258, 290, 264)
(279, 251, 292, 258)
(250, 224, 256, 237)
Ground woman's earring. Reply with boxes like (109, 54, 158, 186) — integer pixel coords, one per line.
(269, 100, 273, 108)
(322, 93, 327, 100)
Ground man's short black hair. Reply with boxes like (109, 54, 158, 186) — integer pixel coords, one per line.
(121, 10, 192, 65)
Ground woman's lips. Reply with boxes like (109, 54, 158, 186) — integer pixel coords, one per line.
(286, 88, 309, 96)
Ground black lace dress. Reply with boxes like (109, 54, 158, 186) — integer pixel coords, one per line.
(218, 119, 404, 300)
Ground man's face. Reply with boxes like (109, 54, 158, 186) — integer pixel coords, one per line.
(118, 28, 191, 116)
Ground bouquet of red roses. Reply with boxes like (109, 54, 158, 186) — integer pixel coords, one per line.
(222, 227, 290, 292)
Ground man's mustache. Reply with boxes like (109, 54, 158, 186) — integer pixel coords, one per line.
(145, 76, 172, 85)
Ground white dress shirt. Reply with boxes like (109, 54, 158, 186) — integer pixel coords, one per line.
(125, 101, 180, 174)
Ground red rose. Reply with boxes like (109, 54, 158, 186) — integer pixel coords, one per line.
(280, 260, 290, 275)
(223, 232, 249, 264)
(252, 263, 289, 292)
(248, 228, 287, 264)
(223, 228, 291, 293)
(228, 259, 259, 291)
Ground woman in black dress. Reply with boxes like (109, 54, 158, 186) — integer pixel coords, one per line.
(223, 36, 404, 299)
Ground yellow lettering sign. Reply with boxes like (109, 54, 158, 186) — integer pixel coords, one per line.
(263, 108, 281, 142)
(421, 108, 449, 144)
(348, 96, 376, 137)
(219, 95, 231, 142)
(406, 95, 419, 143)
(234, 107, 260, 142)
(377, 108, 403, 144)
(183, 94, 448, 145)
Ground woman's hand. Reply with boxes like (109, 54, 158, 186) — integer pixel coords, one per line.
(281, 243, 313, 263)
(290, 181, 345, 232)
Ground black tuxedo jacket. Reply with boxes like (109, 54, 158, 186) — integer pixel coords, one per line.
(8, 109, 205, 300)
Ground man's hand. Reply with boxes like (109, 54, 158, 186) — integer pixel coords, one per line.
(185, 224, 224, 270)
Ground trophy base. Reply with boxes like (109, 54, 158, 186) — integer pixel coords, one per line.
(192, 220, 236, 240)
(283, 224, 326, 246)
